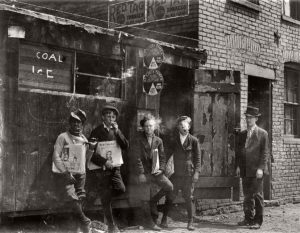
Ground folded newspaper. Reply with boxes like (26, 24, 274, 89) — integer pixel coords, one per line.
(88, 140, 123, 170)
(151, 148, 160, 174)
(52, 144, 86, 174)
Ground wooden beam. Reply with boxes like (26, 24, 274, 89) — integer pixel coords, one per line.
(195, 177, 240, 188)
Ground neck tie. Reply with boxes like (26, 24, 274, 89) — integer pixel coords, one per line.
(245, 129, 251, 148)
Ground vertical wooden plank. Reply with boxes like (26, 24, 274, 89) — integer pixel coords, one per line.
(212, 94, 228, 176)
(1, 36, 19, 212)
(193, 94, 213, 176)
(227, 93, 237, 176)
(0, 11, 6, 211)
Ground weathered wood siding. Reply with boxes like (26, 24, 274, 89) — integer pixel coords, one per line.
(0, 12, 138, 213)
(193, 70, 240, 200)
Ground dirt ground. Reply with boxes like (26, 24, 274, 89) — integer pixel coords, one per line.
(0, 203, 300, 233)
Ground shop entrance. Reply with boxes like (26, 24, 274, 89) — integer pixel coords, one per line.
(248, 76, 272, 200)
(159, 64, 194, 132)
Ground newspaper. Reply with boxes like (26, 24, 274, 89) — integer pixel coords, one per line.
(151, 148, 160, 174)
(52, 144, 86, 174)
(87, 140, 123, 170)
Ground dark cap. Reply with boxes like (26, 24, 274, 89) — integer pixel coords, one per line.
(102, 105, 119, 116)
(245, 106, 261, 117)
(70, 109, 87, 123)
(176, 116, 192, 125)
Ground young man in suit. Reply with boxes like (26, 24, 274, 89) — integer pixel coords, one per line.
(161, 116, 201, 231)
(236, 106, 270, 229)
(131, 114, 173, 231)
(89, 105, 129, 233)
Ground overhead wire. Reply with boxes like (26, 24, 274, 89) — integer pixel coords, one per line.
(1, 0, 200, 43)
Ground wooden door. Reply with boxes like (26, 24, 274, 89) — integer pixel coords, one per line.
(193, 70, 240, 201)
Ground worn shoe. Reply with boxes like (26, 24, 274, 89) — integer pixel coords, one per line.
(249, 223, 261, 229)
(187, 221, 195, 231)
(107, 225, 120, 233)
(160, 216, 168, 228)
(238, 219, 252, 226)
(148, 224, 162, 231)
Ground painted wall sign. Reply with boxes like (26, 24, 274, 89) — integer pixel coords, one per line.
(18, 43, 73, 92)
(108, 0, 189, 28)
(282, 50, 300, 63)
(143, 69, 164, 95)
(108, 0, 146, 28)
(143, 43, 164, 69)
(147, 0, 189, 22)
(225, 34, 261, 56)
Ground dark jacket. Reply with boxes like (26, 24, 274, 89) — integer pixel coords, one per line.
(236, 126, 270, 177)
(168, 132, 201, 177)
(89, 123, 129, 166)
(130, 132, 166, 175)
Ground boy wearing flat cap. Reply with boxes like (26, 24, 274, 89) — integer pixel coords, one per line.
(89, 105, 129, 233)
(52, 109, 93, 233)
(161, 116, 201, 231)
(236, 106, 270, 229)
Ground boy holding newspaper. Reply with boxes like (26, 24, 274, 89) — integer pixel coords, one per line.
(52, 109, 94, 233)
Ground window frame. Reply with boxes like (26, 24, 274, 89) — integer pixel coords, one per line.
(284, 63, 300, 138)
(74, 51, 123, 99)
(282, 0, 300, 25)
(18, 41, 124, 101)
(230, 0, 261, 12)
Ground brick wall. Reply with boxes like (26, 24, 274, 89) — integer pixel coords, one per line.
(197, 0, 300, 201)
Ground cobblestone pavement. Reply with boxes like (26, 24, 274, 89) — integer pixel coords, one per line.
(0, 203, 299, 233)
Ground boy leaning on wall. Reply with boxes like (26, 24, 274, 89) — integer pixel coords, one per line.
(52, 109, 94, 233)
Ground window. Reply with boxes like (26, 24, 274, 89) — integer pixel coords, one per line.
(283, 0, 300, 21)
(230, 0, 261, 12)
(247, 0, 259, 4)
(75, 52, 122, 98)
(19, 42, 123, 99)
(284, 63, 300, 137)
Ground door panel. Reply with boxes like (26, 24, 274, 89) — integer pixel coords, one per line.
(193, 70, 240, 200)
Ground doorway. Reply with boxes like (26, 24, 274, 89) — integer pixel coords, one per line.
(159, 64, 194, 131)
(248, 76, 272, 200)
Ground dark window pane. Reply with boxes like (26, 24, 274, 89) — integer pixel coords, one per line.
(290, 0, 300, 20)
(76, 75, 121, 98)
(247, 0, 259, 4)
(77, 53, 122, 78)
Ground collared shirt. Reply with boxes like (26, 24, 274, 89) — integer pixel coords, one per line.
(146, 134, 154, 147)
(180, 133, 188, 145)
(103, 122, 112, 132)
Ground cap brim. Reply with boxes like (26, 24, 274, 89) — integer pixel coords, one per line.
(70, 112, 82, 122)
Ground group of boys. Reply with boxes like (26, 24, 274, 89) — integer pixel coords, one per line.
(53, 105, 269, 233)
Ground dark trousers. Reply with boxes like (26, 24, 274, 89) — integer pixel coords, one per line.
(145, 174, 173, 223)
(242, 177, 264, 225)
(98, 167, 126, 227)
(164, 175, 195, 221)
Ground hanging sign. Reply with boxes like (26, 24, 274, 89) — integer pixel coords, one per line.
(143, 69, 164, 95)
(143, 43, 164, 69)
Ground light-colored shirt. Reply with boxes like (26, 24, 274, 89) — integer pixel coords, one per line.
(103, 122, 112, 132)
(147, 135, 154, 147)
(53, 131, 91, 173)
(180, 133, 188, 145)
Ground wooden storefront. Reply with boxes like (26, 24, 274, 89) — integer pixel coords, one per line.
(0, 3, 239, 217)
